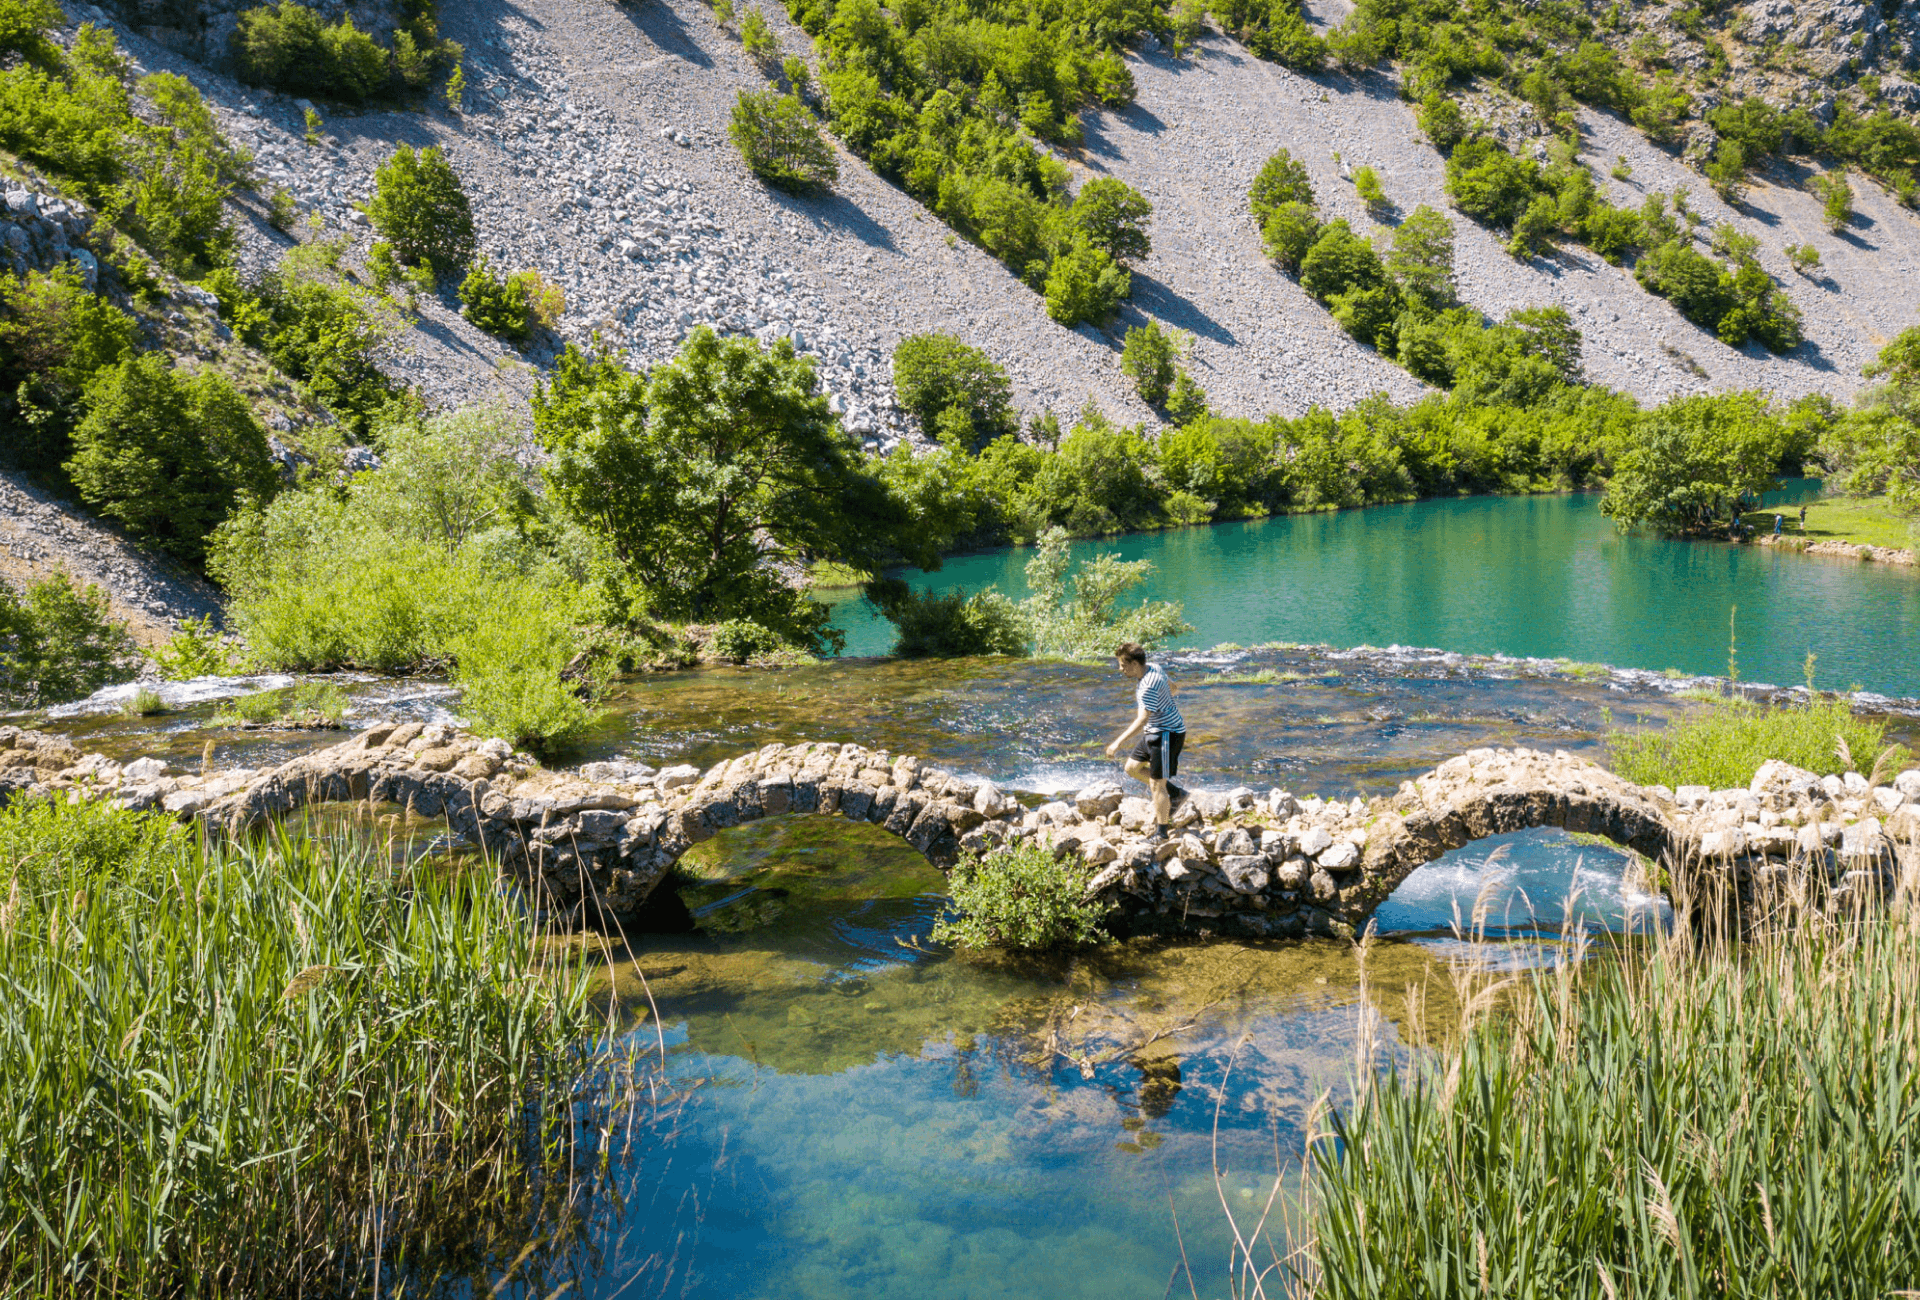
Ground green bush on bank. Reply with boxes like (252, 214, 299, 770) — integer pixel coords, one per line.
(366, 144, 475, 276)
(0, 265, 137, 481)
(0, 798, 607, 1293)
(0, 571, 133, 706)
(931, 843, 1111, 951)
(892, 332, 1017, 447)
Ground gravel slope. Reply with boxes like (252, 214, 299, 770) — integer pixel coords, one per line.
(75, 0, 1920, 437)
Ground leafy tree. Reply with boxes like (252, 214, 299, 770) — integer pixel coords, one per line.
(1165, 368, 1209, 425)
(1069, 177, 1152, 263)
(1384, 204, 1455, 307)
(1825, 328, 1920, 513)
(0, 266, 136, 475)
(1417, 92, 1468, 153)
(1249, 147, 1315, 223)
(1044, 236, 1129, 327)
(730, 89, 838, 191)
(0, 0, 60, 60)
(537, 327, 926, 649)
(64, 355, 278, 566)
(230, 2, 395, 103)
(366, 145, 474, 273)
(1601, 393, 1797, 534)
(1017, 526, 1189, 658)
(1299, 218, 1386, 301)
(1120, 320, 1182, 406)
(891, 333, 1016, 447)
(1813, 170, 1853, 232)
(0, 571, 132, 706)
(1445, 137, 1539, 228)
(1352, 165, 1389, 215)
(1506, 193, 1559, 259)
(1704, 139, 1747, 202)
(1261, 201, 1321, 272)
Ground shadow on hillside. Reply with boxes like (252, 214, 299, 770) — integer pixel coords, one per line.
(1078, 98, 1167, 165)
(609, 0, 714, 68)
(771, 184, 898, 252)
(1126, 273, 1236, 345)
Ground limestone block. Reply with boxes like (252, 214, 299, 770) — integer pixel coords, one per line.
(885, 789, 927, 836)
(867, 783, 898, 823)
(1116, 797, 1158, 831)
(621, 810, 669, 852)
(1843, 772, 1870, 794)
(1674, 785, 1711, 809)
(1075, 781, 1125, 818)
(833, 781, 872, 821)
(1218, 854, 1269, 893)
(1842, 819, 1886, 860)
(1273, 857, 1309, 890)
(1267, 789, 1299, 818)
(1317, 840, 1360, 872)
(973, 781, 1006, 816)
(1896, 770, 1920, 800)
(1750, 759, 1822, 801)
(1086, 864, 1126, 896)
(1215, 826, 1257, 857)
(1176, 833, 1209, 865)
(1194, 792, 1232, 822)
(1871, 787, 1903, 815)
(657, 764, 699, 791)
(1164, 858, 1192, 881)
(1083, 839, 1119, 865)
(1309, 869, 1338, 901)
(573, 809, 627, 843)
(1170, 801, 1202, 829)
(1298, 825, 1333, 857)
(1699, 828, 1748, 857)
(761, 774, 793, 815)
(905, 802, 954, 853)
(123, 757, 166, 782)
(453, 755, 497, 780)
(891, 755, 921, 789)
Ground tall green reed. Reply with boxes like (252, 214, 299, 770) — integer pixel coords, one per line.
(0, 798, 639, 1297)
(1293, 869, 1920, 1299)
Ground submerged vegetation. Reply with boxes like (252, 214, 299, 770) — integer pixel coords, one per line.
(0, 798, 617, 1294)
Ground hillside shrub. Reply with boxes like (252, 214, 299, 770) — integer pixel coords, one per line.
(64, 354, 277, 567)
(0, 0, 59, 59)
(1813, 170, 1853, 232)
(891, 333, 1016, 446)
(230, 0, 455, 103)
(1261, 201, 1321, 272)
(1352, 164, 1388, 214)
(459, 259, 533, 344)
(1249, 147, 1315, 224)
(1120, 320, 1182, 407)
(0, 265, 136, 477)
(366, 145, 475, 273)
(1165, 369, 1209, 424)
(729, 89, 837, 191)
(707, 618, 789, 662)
(1417, 92, 1468, 152)
(1384, 204, 1456, 307)
(0, 571, 132, 706)
(1043, 236, 1129, 327)
(1634, 231, 1802, 352)
(931, 844, 1111, 950)
(449, 585, 601, 751)
(1019, 526, 1190, 658)
(739, 5, 779, 62)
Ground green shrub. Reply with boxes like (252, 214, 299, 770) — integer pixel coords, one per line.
(706, 618, 790, 662)
(890, 333, 1016, 446)
(0, 571, 133, 705)
(1068, 176, 1152, 263)
(1787, 241, 1821, 274)
(729, 89, 837, 191)
(1611, 692, 1907, 790)
(863, 579, 1025, 657)
(1352, 164, 1389, 214)
(230, 1, 399, 103)
(1601, 392, 1809, 536)
(1384, 204, 1455, 307)
(1043, 236, 1129, 327)
(1165, 369, 1208, 424)
(0, 0, 59, 59)
(1261, 200, 1321, 272)
(740, 5, 779, 61)
(930, 844, 1111, 950)
(366, 144, 475, 273)
(1445, 136, 1539, 228)
(1249, 147, 1315, 225)
(64, 354, 278, 567)
(151, 613, 238, 679)
(449, 588, 598, 751)
(458, 258, 533, 344)
(121, 685, 165, 716)
(1813, 170, 1853, 232)
(1120, 320, 1182, 407)
(1417, 92, 1468, 152)
(1300, 218, 1387, 303)
(1018, 526, 1189, 658)
(0, 265, 136, 477)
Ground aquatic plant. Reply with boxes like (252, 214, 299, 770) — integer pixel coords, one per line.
(932, 844, 1112, 951)
(212, 679, 349, 727)
(0, 798, 624, 1294)
(1298, 893, 1920, 1297)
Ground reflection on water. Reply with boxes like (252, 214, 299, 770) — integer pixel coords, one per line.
(566, 814, 1656, 1299)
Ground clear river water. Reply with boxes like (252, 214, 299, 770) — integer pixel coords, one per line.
(823, 487, 1920, 700)
(23, 488, 1919, 1297)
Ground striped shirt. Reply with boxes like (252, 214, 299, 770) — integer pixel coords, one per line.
(1137, 663, 1185, 735)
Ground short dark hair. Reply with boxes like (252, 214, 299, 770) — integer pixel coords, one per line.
(1114, 642, 1147, 666)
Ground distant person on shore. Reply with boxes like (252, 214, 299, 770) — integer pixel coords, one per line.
(1774, 514, 1783, 535)
(1106, 642, 1186, 836)
(1800, 505, 1809, 531)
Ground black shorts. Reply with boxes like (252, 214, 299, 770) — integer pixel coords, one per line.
(1130, 730, 1184, 779)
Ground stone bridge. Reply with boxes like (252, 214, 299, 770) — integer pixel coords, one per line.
(4, 724, 1917, 937)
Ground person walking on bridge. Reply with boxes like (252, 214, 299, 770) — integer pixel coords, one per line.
(1106, 642, 1186, 837)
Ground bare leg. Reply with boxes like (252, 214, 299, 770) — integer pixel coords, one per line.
(1124, 758, 1172, 825)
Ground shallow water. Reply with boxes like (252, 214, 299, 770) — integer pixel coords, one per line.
(568, 814, 1659, 1299)
(822, 487, 1920, 698)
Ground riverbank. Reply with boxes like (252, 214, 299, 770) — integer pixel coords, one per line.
(1743, 494, 1918, 568)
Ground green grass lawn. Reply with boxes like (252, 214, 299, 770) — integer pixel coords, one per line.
(1742, 495, 1918, 551)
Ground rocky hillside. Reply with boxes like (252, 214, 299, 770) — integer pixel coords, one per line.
(68, 0, 1920, 440)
